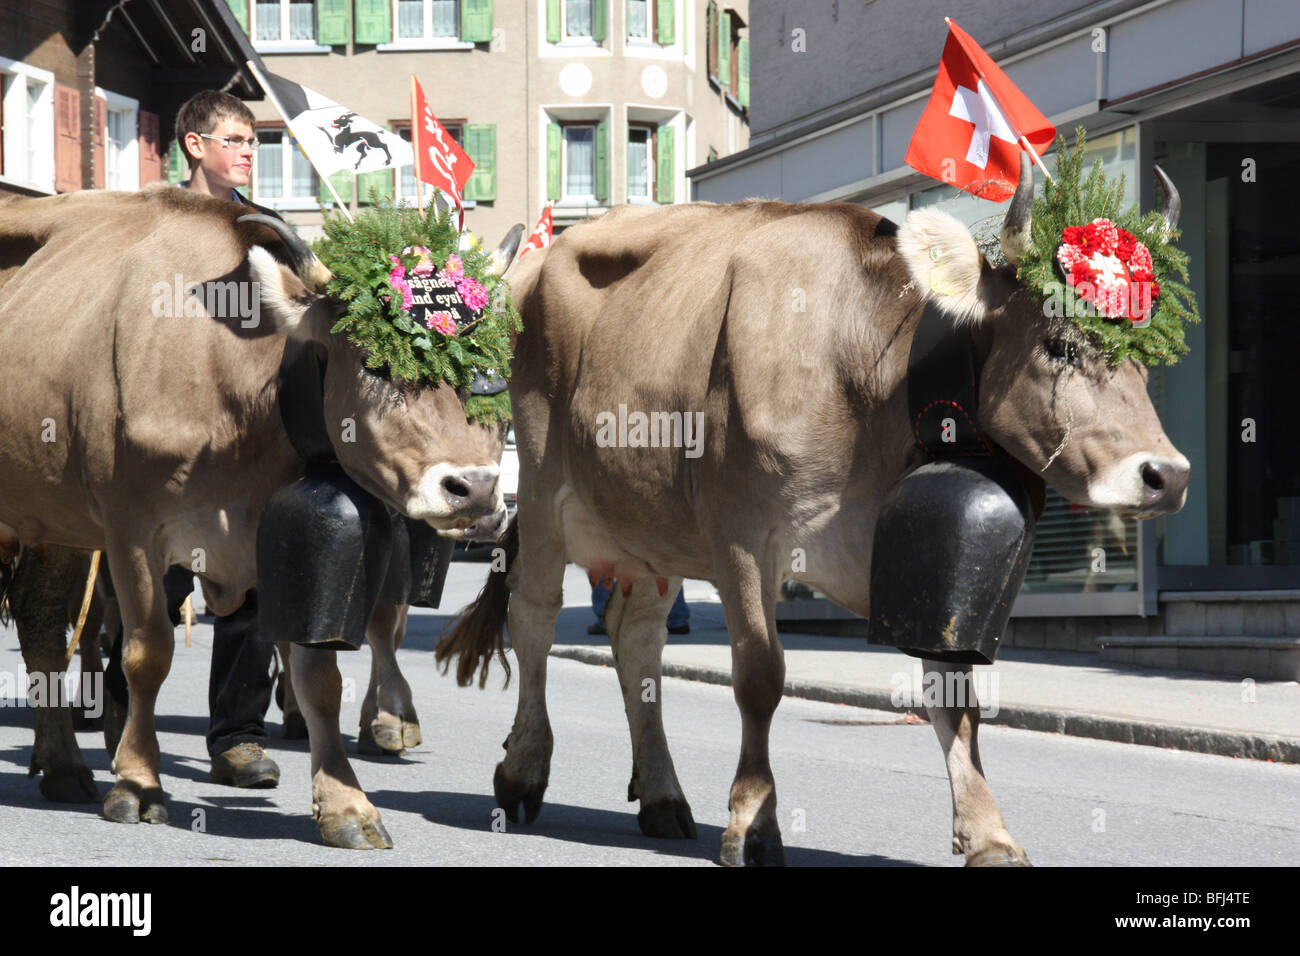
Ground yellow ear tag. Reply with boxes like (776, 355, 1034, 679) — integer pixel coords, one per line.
(926, 244, 963, 296)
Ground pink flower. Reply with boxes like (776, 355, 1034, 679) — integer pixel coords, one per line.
(425, 311, 457, 335)
(456, 276, 489, 312)
(440, 254, 464, 282)
(402, 245, 435, 276)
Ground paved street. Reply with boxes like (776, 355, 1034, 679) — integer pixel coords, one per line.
(1, 562, 1297, 866)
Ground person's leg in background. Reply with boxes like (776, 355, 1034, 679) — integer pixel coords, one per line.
(207, 588, 279, 788)
(666, 588, 690, 635)
(589, 581, 612, 635)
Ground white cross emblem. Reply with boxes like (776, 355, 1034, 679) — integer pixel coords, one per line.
(948, 79, 1018, 169)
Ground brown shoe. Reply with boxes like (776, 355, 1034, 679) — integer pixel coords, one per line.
(210, 742, 280, 789)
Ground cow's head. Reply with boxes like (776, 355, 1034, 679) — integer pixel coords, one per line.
(241, 216, 522, 535)
(895, 155, 1189, 518)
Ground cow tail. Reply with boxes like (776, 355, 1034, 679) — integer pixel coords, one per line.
(436, 515, 517, 689)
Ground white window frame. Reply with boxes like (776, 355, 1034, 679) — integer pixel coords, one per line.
(627, 103, 683, 205)
(95, 87, 140, 191)
(251, 127, 321, 211)
(561, 122, 598, 203)
(0, 57, 55, 195)
(625, 122, 654, 203)
(251, 0, 331, 53)
(623, 0, 685, 60)
(379, 0, 475, 50)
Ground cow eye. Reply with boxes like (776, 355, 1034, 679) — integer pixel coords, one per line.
(1044, 337, 1082, 368)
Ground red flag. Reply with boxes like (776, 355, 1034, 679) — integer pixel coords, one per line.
(904, 19, 1055, 201)
(519, 204, 553, 258)
(411, 77, 474, 224)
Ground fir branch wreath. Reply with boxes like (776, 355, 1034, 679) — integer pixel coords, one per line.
(1013, 129, 1200, 368)
(311, 198, 520, 425)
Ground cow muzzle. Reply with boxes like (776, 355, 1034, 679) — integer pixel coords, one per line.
(406, 463, 500, 525)
(1086, 451, 1190, 516)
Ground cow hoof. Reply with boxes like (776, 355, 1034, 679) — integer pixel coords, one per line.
(965, 847, 1032, 867)
(401, 721, 422, 748)
(102, 785, 166, 825)
(719, 829, 786, 867)
(39, 765, 99, 804)
(493, 762, 545, 824)
(282, 712, 308, 740)
(637, 798, 698, 839)
(357, 723, 405, 757)
(319, 815, 393, 850)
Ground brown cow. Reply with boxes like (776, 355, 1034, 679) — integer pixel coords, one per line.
(0, 184, 516, 848)
(440, 157, 1190, 865)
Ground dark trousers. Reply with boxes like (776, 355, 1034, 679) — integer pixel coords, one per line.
(206, 589, 273, 757)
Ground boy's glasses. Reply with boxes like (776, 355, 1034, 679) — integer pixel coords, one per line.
(199, 133, 260, 150)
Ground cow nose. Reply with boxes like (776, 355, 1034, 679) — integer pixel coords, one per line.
(1140, 459, 1189, 512)
(441, 467, 499, 515)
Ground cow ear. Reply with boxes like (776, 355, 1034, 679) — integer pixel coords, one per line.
(247, 244, 316, 336)
(896, 208, 988, 327)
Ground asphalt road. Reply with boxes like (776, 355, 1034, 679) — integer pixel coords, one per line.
(1, 562, 1297, 866)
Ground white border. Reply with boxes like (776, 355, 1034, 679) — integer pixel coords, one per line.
(0, 56, 55, 194)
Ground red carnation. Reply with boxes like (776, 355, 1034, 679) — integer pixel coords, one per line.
(1061, 225, 1087, 247)
(1116, 231, 1137, 262)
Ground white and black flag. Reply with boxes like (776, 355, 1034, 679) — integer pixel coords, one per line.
(248, 61, 412, 179)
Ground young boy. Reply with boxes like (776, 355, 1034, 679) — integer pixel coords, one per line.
(167, 90, 280, 789)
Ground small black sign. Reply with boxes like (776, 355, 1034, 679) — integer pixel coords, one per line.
(407, 274, 480, 330)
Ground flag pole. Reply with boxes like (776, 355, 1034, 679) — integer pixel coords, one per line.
(942, 18, 1055, 186)
(245, 58, 354, 222)
(410, 74, 423, 211)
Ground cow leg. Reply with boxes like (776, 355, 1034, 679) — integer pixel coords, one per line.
(289, 643, 392, 849)
(358, 602, 420, 756)
(715, 545, 786, 866)
(494, 516, 565, 824)
(72, 596, 105, 731)
(10, 547, 98, 803)
(921, 659, 1030, 867)
(101, 542, 172, 825)
(604, 577, 696, 839)
(276, 642, 307, 739)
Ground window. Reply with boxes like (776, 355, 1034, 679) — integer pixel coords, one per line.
(399, 0, 459, 39)
(628, 0, 649, 39)
(105, 106, 132, 190)
(708, 3, 748, 109)
(566, 0, 593, 37)
(564, 124, 596, 198)
(396, 122, 461, 201)
(254, 0, 315, 41)
(627, 124, 652, 199)
(0, 59, 55, 192)
(253, 129, 318, 203)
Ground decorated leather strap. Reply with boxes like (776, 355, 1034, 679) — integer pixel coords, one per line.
(277, 338, 335, 465)
(907, 299, 993, 458)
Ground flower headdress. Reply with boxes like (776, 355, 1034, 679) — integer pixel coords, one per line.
(1003, 129, 1199, 367)
(312, 199, 519, 424)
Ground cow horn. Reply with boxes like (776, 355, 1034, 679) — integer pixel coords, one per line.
(1153, 164, 1180, 235)
(487, 223, 525, 278)
(999, 151, 1034, 266)
(236, 213, 332, 292)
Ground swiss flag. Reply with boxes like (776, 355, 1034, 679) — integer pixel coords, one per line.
(519, 204, 553, 258)
(904, 19, 1055, 201)
(412, 77, 474, 226)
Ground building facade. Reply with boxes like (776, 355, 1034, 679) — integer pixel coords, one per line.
(690, 0, 1300, 678)
(216, 0, 749, 241)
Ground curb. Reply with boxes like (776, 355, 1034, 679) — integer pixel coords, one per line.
(549, 645, 1300, 765)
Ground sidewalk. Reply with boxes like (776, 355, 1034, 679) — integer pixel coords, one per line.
(545, 594, 1300, 764)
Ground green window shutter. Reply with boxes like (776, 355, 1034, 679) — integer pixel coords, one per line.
(595, 119, 609, 201)
(655, 124, 674, 203)
(357, 168, 394, 203)
(718, 11, 731, 84)
(593, 0, 607, 43)
(738, 36, 749, 108)
(656, 0, 674, 45)
(460, 0, 493, 42)
(354, 0, 391, 43)
(225, 0, 248, 31)
(706, 1, 716, 75)
(546, 122, 561, 200)
(463, 124, 496, 201)
(546, 0, 560, 42)
(316, 0, 351, 45)
(320, 169, 354, 204)
(168, 141, 187, 183)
